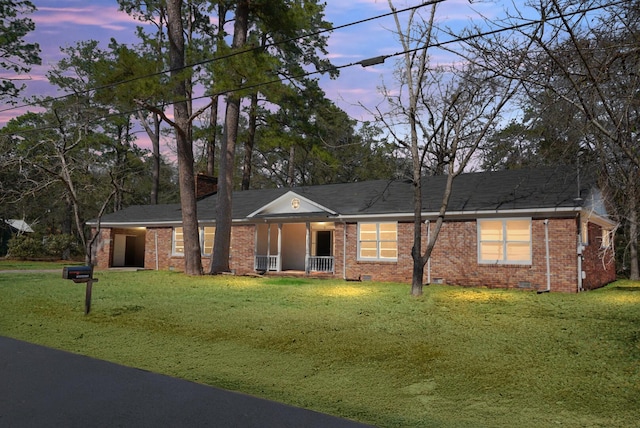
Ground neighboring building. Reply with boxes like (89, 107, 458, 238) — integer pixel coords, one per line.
(88, 167, 617, 292)
(0, 219, 34, 256)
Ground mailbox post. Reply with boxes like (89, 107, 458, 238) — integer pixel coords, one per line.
(62, 266, 98, 315)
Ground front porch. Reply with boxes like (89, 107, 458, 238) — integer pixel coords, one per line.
(255, 254, 335, 274)
(254, 222, 335, 274)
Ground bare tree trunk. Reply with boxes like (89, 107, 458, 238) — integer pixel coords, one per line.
(151, 113, 161, 204)
(629, 183, 639, 280)
(241, 93, 258, 190)
(387, 0, 436, 296)
(288, 145, 295, 187)
(206, 2, 229, 178)
(210, 0, 249, 273)
(167, 0, 202, 275)
(137, 111, 162, 204)
(411, 177, 426, 296)
(207, 95, 218, 176)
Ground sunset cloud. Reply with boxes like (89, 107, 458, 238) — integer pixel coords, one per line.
(2, 0, 530, 130)
(34, 6, 137, 32)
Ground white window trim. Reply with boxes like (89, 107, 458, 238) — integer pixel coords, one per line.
(201, 226, 216, 257)
(173, 226, 216, 256)
(581, 221, 589, 245)
(477, 218, 532, 265)
(600, 228, 612, 249)
(172, 227, 184, 256)
(357, 221, 398, 262)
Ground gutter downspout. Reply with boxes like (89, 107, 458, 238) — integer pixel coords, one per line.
(343, 221, 347, 280)
(154, 230, 159, 271)
(538, 219, 551, 294)
(425, 219, 431, 284)
(577, 222, 584, 292)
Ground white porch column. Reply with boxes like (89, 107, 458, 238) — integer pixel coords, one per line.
(277, 223, 283, 271)
(267, 224, 271, 259)
(305, 222, 310, 273)
(254, 225, 258, 270)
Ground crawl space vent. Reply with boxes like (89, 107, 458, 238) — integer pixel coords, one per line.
(518, 281, 532, 289)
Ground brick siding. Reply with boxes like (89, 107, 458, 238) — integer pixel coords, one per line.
(93, 216, 615, 293)
(581, 222, 616, 290)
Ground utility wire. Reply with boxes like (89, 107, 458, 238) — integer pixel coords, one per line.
(0, 0, 444, 116)
(1, 0, 625, 136)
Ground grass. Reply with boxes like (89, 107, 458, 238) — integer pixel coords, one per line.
(1, 265, 639, 427)
(0, 259, 83, 270)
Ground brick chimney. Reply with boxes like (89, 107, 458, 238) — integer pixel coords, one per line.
(195, 174, 218, 199)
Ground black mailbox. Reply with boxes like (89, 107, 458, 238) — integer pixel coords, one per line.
(62, 266, 93, 280)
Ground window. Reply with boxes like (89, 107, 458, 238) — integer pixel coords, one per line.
(173, 226, 216, 256)
(601, 229, 612, 249)
(478, 219, 531, 264)
(202, 227, 215, 256)
(173, 227, 184, 255)
(581, 221, 589, 245)
(358, 222, 397, 261)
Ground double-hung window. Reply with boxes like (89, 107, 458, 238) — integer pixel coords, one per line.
(478, 219, 531, 264)
(201, 227, 216, 256)
(358, 222, 398, 261)
(601, 229, 612, 249)
(173, 227, 185, 255)
(173, 226, 216, 256)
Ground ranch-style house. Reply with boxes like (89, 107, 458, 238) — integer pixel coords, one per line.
(90, 167, 617, 293)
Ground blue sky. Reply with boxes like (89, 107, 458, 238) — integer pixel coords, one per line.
(1, 0, 518, 142)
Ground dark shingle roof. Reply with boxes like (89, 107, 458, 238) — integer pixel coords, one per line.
(94, 166, 592, 226)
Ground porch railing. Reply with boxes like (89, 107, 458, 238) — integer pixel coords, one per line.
(255, 255, 278, 271)
(307, 256, 334, 273)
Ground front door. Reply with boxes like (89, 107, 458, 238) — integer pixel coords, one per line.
(316, 230, 332, 256)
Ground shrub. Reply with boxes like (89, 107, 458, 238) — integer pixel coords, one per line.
(7, 234, 83, 260)
(44, 234, 82, 259)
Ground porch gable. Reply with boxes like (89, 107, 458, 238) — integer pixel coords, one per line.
(247, 191, 337, 218)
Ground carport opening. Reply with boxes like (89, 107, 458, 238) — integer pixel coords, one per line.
(112, 229, 145, 268)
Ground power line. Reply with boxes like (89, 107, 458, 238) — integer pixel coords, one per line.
(0, 0, 445, 116)
(1, 0, 625, 137)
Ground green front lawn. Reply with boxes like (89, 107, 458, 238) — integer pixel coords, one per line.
(1, 267, 638, 427)
(0, 259, 83, 270)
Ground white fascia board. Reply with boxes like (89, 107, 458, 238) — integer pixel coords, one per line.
(335, 206, 583, 222)
(580, 209, 617, 229)
(87, 221, 183, 228)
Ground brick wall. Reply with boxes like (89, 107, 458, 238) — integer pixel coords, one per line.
(94, 216, 614, 292)
(229, 225, 257, 274)
(342, 222, 415, 283)
(581, 222, 616, 290)
(340, 218, 589, 293)
(144, 228, 174, 270)
(426, 218, 580, 292)
(93, 228, 113, 268)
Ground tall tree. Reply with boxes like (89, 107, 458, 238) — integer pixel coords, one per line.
(494, 0, 640, 278)
(209, 0, 250, 274)
(378, 0, 529, 295)
(255, 94, 396, 187)
(237, 0, 336, 190)
(166, 0, 202, 275)
(0, 39, 158, 261)
(0, 0, 40, 102)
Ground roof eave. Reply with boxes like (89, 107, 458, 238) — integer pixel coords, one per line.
(336, 206, 584, 222)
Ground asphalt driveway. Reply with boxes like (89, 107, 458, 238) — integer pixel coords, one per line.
(0, 336, 374, 427)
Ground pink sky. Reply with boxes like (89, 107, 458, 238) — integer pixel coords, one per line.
(1, 0, 509, 152)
